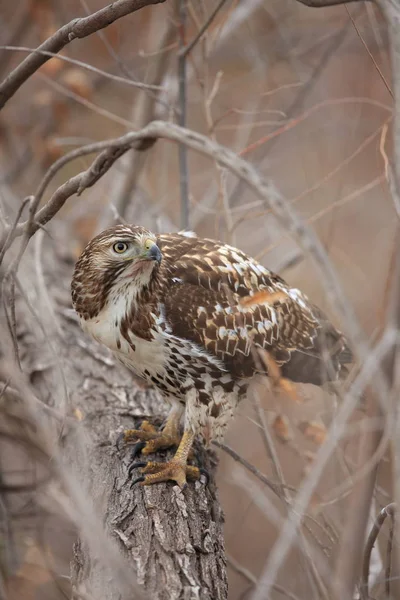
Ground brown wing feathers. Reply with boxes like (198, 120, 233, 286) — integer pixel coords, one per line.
(158, 233, 350, 385)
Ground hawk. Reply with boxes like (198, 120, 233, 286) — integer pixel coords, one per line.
(71, 225, 350, 488)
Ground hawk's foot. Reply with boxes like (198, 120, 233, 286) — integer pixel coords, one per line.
(117, 420, 182, 458)
(129, 460, 207, 489)
(128, 430, 208, 488)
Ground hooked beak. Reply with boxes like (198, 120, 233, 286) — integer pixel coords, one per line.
(146, 242, 162, 265)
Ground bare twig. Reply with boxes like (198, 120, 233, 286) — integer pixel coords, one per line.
(178, 0, 189, 229)
(212, 440, 292, 499)
(296, 0, 368, 5)
(227, 552, 257, 585)
(0, 0, 167, 110)
(345, 6, 393, 98)
(252, 391, 289, 497)
(0, 46, 166, 92)
(227, 552, 301, 600)
(0, 196, 30, 267)
(40, 72, 137, 128)
(180, 0, 228, 58)
(360, 503, 396, 600)
(386, 505, 396, 598)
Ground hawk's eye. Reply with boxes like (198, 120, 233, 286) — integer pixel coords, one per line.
(113, 242, 129, 254)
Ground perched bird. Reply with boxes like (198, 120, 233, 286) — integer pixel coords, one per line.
(71, 225, 350, 488)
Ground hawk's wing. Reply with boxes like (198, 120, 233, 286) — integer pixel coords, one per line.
(158, 233, 350, 384)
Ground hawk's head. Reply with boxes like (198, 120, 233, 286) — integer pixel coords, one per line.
(71, 225, 162, 319)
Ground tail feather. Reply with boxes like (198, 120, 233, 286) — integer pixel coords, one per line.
(281, 306, 351, 386)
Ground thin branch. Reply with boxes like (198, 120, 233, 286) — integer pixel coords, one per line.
(178, 0, 189, 229)
(227, 553, 301, 600)
(0, 0, 166, 110)
(0, 46, 166, 92)
(212, 440, 292, 499)
(296, 0, 369, 6)
(0, 196, 30, 267)
(360, 503, 396, 600)
(252, 391, 289, 497)
(345, 6, 393, 98)
(386, 506, 396, 598)
(180, 0, 228, 58)
(227, 552, 257, 585)
(39, 73, 136, 129)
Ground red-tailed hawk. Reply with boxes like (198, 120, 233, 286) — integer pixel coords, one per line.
(71, 225, 350, 487)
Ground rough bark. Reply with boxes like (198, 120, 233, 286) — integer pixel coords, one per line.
(69, 413, 226, 600)
(8, 241, 227, 600)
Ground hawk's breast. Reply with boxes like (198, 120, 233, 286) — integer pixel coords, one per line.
(81, 294, 168, 382)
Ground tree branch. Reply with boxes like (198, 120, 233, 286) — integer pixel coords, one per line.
(295, 0, 370, 6)
(360, 503, 397, 600)
(0, 0, 166, 110)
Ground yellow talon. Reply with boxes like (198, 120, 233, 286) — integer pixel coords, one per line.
(129, 430, 203, 488)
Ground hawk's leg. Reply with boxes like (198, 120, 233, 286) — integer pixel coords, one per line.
(129, 429, 201, 489)
(118, 404, 184, 457)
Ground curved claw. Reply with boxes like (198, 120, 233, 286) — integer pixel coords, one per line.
(199, 468, 210, 485)
(130, 476, 145, 488)
(130, 441, 146, 460)
(128, 461, 147, 479)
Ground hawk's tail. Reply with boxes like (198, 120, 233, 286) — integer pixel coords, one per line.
(280, 307, 352, 387)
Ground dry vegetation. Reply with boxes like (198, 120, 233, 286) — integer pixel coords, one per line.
(0, 1, 399, 599)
